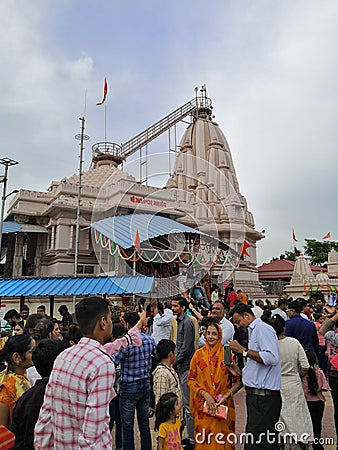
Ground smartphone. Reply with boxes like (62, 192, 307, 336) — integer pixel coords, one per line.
(328, 294, 337, 307)
(224, 345, 232, 365)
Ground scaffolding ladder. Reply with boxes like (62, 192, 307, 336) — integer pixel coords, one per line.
(120, 95, 212, 160)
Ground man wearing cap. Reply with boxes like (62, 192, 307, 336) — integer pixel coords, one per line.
(58, 305, 73, 332)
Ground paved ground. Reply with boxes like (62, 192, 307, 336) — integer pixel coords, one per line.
(113, 389, 336, 449)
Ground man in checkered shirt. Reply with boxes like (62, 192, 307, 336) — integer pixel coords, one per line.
(34, 296, 116, 449)
(113, 311, 156, 450)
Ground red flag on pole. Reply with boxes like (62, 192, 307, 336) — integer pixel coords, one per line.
(96, 78, 108, 106)
(240, 240, 251, 257)
(134, 230, 141, 253)
(292, 228, 298, 242)
(322, 232, 331, 240)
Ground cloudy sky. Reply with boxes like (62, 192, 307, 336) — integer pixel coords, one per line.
(1, 0, 337, 265)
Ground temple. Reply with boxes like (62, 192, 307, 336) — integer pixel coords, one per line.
(2, 86, 265, 298)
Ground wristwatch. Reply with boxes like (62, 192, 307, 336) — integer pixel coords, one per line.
(242, 348, 248, 358)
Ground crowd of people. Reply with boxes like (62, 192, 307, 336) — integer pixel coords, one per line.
(0, 286, 336, 449)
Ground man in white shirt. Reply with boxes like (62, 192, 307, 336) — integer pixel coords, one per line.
(176, 271, 187, 293)
(251, 299, 264, 318)
(152, 300, 173, 344)
(271, 299, 288, 321)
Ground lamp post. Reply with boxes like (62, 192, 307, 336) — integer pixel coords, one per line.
(0, 158, 19, 258)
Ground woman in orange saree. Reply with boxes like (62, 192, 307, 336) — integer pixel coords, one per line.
(187, 320, 242, 450)
(0, 335, 34, 427)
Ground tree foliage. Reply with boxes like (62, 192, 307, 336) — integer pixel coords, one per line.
(270, 247, 300, 262)
(285, 248, 301, 261)
(304, 239, 338, 265)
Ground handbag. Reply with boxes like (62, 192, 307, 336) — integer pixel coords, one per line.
(203, 401, 228, 420)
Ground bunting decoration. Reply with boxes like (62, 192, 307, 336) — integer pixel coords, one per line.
(93, 229, 239, 269)
(134, 230, 141, 253)
(96, 77, 108, 106)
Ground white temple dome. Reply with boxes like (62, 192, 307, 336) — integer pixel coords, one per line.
(290, 255, 315, 285)
(66, 163, 136, 189)
(315, 271, 330, 283)
(166, 114, 255, 229)
(328, 248, 338, 263)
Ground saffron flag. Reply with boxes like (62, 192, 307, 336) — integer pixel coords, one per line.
(292, 228, 298, 242)
(323, 232, 331, 240)
(96, 77, 108, 106)
(240, 240, 251, 257)
(134, 230, 141, 253)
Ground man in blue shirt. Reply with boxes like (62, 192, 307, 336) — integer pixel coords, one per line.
(113, 312, 156, 450)
(285, 300, 319, 355)
(230, 303, 282, 450)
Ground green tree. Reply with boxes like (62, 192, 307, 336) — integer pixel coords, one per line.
(304, 239, 338, 265)
(285, 247, 301, 261)
(270, 247, 300, 262)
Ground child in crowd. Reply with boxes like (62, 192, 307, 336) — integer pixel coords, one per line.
(153, 339, 183, 421)
(302, 351, 331, 450)
(313, 313, 328, 373)
(155, 392, 181, 450)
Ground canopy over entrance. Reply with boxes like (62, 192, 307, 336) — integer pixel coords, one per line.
(91, 214, 240, 299)
(91, 214, 225, 249)
(91, 214, 237, 266)
(1, 222, 47, 234)
(0, 275, 153, 297)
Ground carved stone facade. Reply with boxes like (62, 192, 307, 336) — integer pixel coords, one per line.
(166, 107, 264, 293)
(4, 100, 265, 296)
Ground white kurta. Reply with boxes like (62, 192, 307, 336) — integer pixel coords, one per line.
(278, 337, 314, 442)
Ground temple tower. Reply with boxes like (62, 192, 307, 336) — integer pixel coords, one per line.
(166, 87, 264, 293)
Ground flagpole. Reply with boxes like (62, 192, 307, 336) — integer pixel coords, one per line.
(291, 228, 293, 253)
(74, 116, 90, 310)
(133, 249, 136, 304)
(84, 89, 87, 117)
(104, 103, 107, 144)
(96, 78, 108, 145)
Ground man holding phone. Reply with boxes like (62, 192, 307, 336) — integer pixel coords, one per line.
(229, 303, 281, 450)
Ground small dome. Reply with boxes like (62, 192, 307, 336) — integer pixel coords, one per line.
(315, 271, 330, 283)
(66, 164, 135, 189)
